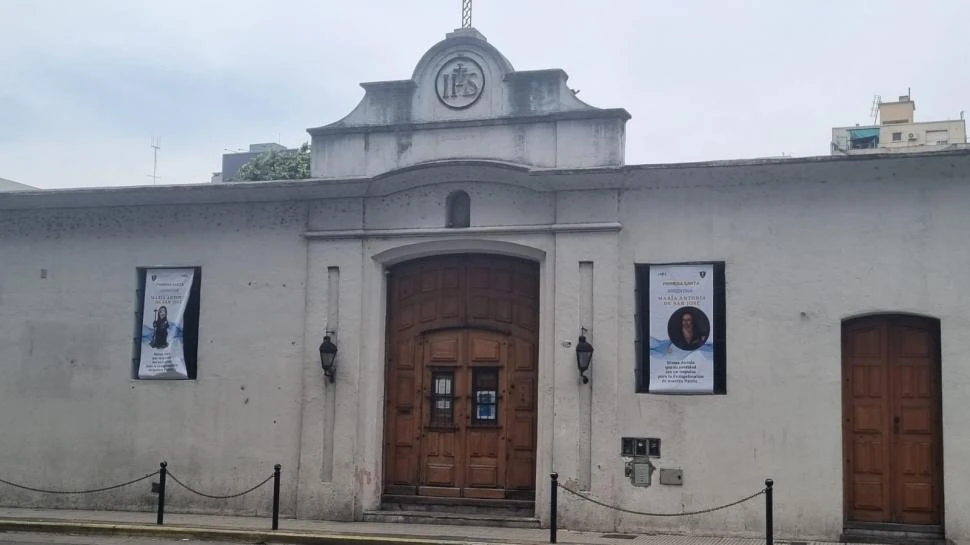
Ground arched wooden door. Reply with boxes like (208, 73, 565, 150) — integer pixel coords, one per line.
(842, 315, 943, 527)
(384, 255, 539, 499)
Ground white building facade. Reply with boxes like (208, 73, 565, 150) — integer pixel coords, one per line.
(1, 29, 969, 544)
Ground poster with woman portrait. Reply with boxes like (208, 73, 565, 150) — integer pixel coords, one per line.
(647, 263, 716, 393)
(138, 268, 195, 379)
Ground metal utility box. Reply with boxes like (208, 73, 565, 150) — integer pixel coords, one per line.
(659, 468, 683, 486)
(625, 457, 654, 487)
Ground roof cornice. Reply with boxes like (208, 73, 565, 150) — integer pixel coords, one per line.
(3, 150, 969, 212)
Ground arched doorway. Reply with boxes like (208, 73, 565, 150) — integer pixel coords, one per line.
(842, 314, 943, 529)
(383, 254, 539, 501)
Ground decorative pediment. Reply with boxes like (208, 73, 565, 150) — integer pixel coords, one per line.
(308, 28, 630, 179)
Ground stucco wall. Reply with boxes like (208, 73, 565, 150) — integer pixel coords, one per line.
(0, 202, 308, 516)
(299, 154, 970, 541)
(597, 157, 970, 540)
(2, 153, 969, 542)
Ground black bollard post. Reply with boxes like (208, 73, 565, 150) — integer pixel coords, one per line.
(157, 462, 167, 525)
(550, 472, 558, 544)
(272, 464, 281, 530)
(765, 479, 774, 545)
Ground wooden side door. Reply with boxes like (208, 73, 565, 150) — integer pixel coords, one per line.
(843, 316, 942, 526)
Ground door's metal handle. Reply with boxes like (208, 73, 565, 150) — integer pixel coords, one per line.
(893, 416, 900, 434)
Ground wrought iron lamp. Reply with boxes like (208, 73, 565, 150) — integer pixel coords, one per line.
(575, 332, 594, 384)
(319, 335, 338, 383)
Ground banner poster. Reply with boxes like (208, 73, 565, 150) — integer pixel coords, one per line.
(648, 264, 715, 393)
(138, 268, 194, 379)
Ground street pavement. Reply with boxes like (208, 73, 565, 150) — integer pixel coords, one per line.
(0, 506, 896, 545)
(0, 533, 223, 545)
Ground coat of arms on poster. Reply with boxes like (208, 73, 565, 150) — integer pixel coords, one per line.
(138, 268, 195, 380)
(636, 263, 726, 394)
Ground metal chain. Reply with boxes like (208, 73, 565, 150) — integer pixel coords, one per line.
(0, 471, 159, 495)
(166, 471, 273, 500)
(558, 482, 765, 517)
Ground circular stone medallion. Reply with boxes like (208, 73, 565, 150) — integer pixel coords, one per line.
(435, 56, 485, 110)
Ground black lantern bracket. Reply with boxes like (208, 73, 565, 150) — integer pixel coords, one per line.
(575, 327, 594, 384)
(319, 332, 338, 383)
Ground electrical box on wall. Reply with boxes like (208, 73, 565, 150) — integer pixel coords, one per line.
(621, 437, 660, 458)
(659, 468, 683, 486)
(624, 456, 654, 487)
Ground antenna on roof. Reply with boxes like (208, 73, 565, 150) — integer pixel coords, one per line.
(869, 95, 881, 125)
(148, 136, 161, 185)
(461, 0, 472, 28)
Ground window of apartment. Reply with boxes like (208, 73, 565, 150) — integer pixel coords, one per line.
(132, 267, 201, 380)
(892, 132, 902, 142)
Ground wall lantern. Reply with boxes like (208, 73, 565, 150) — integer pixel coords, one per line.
(575, 332, 594, 384)
(319, 335, 338, 383)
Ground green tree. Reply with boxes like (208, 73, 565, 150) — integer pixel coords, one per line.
(235, 142, 311, 181)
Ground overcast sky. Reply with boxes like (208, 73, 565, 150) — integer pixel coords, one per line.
(1, 0, 968, 189)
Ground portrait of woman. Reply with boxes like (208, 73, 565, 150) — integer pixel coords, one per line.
(150, 305, 170, 349)
(667, 306, 710, 351)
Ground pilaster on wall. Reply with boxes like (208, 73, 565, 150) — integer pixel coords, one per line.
(548, 230, 621, 529)
(321, 266, 340, 481)
(353, 243, 389, 519)
(577, 261, 594, 491)
(296, 240, 363, 520)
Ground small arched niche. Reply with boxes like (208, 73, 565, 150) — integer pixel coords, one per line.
(445, 190, 471, 228)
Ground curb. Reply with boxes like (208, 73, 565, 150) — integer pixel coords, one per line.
(0, 519, 503, 545)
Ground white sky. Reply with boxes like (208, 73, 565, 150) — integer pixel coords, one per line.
(1, 0, 968, 189)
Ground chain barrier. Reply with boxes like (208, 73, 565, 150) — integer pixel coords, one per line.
(166, 470, 274, 500)
(0, 471, 159, 495)
(1, 463, 283, 531)
(557, 482, 765, 517)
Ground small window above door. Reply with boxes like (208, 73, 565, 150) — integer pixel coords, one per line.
(445, 190, 471, 228)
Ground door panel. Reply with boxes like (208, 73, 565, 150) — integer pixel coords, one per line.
(421, 333, 463, 490)
(507, 338, 538, 490)
(844, 322, 891, 522)
(464, 333, 506, 496)
(843, 316, 942, 526)
(890, 322, 939, 525)
(386, 336, 421, 486)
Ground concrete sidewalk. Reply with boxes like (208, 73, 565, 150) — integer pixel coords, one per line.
(0, 507, 883, 545)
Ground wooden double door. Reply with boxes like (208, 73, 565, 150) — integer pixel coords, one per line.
(842, 315, 943, 526)
(384, 255, 539, 499)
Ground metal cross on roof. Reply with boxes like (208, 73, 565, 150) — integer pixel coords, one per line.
(461, 0, 472, 28)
